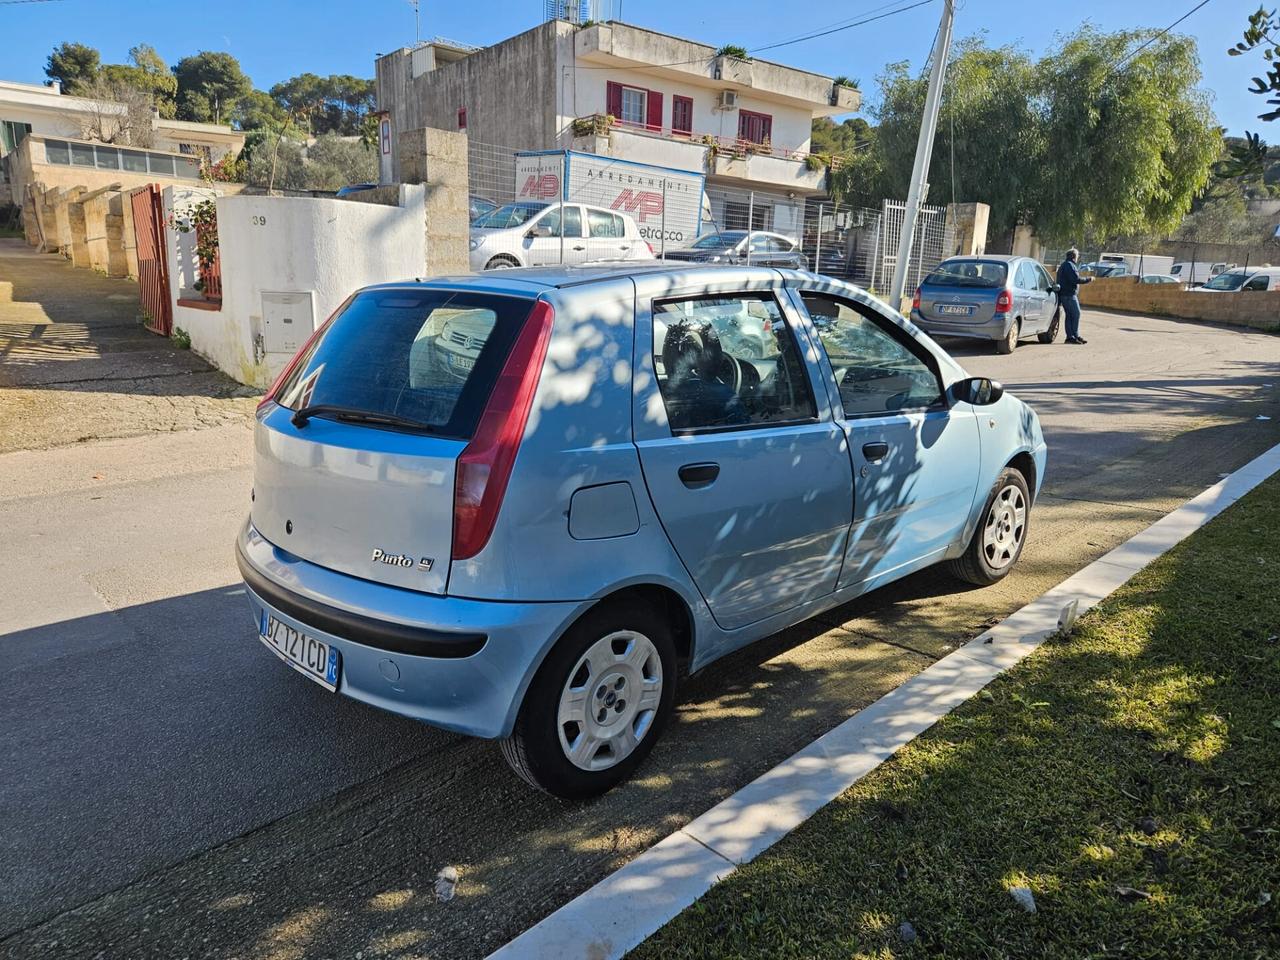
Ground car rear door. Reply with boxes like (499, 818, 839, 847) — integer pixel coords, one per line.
(632, 274, 853, 632)
(791, 285, 982, 590)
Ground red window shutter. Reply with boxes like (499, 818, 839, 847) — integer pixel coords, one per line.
(672, 95, 693, 135)
(457, 106, 467, 130)
(737, 109, 773, 144)
(646, 90, 663, 132)
(606, 81, 623, 120)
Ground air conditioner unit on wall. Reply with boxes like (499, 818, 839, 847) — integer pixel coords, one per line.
(717, 90, 738, 110)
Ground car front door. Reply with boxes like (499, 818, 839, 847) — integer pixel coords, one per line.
(632, 280, 853, 633)
(525, 205, 585, 266)
(1015, 261, 1043, 330)
(793, 287, 983, 591)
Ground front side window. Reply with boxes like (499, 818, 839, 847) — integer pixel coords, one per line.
(801, 293, 943, 417)
(473, 202, 548, 229)
(535, 205, 582, 238)
(620, 87, 646, 126)
(653, 293, 816, 433)
(1244, 274, 1270, 291)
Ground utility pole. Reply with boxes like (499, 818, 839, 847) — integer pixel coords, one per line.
(889, 0, 955, 308)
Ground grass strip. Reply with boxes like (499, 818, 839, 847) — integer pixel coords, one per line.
(631, 475, 1280, 959)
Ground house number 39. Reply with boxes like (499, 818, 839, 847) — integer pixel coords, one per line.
(251, 215, 267, 226)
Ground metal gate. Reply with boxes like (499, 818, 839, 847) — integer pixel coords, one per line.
(131, 184, 172, 336)
(870, 199, 952, 297)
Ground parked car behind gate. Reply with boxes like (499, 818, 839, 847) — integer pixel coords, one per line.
(664, 230, 808, 269)
(910, 255, 1060, 354)
(237, 264, 1047, 798)
(469, 201, 654, 270)
(1189, 266, 1280, 292)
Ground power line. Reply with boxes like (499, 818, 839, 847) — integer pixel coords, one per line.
(752, 0, 937, 54)
(1110, 0, 1213, 73)
(569, 0, 936, 70)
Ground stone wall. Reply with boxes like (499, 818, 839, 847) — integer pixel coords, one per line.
(1079, 276, 1280, 331)
(398, 127, 469, 276)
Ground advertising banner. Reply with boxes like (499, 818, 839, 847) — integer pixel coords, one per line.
(515, 151, 707, 252)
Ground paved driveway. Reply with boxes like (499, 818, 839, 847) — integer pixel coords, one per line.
(1, 306, 1277, 959)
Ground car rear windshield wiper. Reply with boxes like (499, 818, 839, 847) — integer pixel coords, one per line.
(289, 404, 439, 434)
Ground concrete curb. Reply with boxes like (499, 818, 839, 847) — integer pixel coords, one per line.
(486, 441, 1280, 960)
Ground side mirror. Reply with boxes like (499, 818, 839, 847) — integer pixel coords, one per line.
(527, 225, 553, 239)
(951, 376, 1004, 406)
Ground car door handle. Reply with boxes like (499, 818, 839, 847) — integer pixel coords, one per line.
(619, 244, 631, 250)
(572, 245, 586, 251)
(862, 442, 889, 462)
(678, 462, 720, 489)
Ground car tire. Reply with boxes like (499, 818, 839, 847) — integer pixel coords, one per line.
(996, 319, 1019, 354)
(485, 255, 520, 270)
(948, 467, 1031, 586)
(1038, 307, 1061, 344)
(500, 600, 677, 800)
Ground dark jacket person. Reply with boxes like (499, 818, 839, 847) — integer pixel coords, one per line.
(1056, 249, 1092, 344)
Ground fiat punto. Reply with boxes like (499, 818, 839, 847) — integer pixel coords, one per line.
(237, 264, 1046, 798)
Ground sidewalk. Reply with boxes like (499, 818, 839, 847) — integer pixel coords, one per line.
(630, 474, 1280, 959)
(0, 239, 255, 454)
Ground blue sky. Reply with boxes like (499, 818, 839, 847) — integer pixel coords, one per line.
(1, 0, 1269, 136)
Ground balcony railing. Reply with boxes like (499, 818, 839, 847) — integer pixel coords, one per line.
(572, 114, 843, 171)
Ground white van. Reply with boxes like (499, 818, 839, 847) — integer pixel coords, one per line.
(1189, 266, 1280, 292)
(1170, 261, 1233, 286)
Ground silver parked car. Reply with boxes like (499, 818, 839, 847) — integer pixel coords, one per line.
(469, 201, 654, 271)
(238, 264, 1047, 798)
(911, 255, 1061, 354)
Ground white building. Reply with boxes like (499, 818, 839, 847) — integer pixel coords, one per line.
(0, 79, 244, 163)
(375, 19, 861, 236)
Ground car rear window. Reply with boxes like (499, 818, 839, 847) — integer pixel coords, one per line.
(272, 289, 536, 440)
(924, 260, 1007, 288)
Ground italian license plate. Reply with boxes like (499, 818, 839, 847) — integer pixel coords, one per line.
(449, 353, 475, 371)
(937, 304, 974, 316)
(259, 610, 340, 691)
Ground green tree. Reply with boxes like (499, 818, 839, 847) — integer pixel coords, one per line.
(100, 44, 177, 118)
(303, 132, 377, 190)
(233, 89, 290, 131)
(45, 42, 100, 94)
(1033, 28, 1219, 241)
(846, 27, 1220, 244)
(810, 116, 872, 157)
(173, 51, 252, 124)
(1228, 7, 1280, 122)
(270, 73, 375, 135)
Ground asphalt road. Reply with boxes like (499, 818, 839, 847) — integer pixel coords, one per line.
(2, 308, 1278, 960)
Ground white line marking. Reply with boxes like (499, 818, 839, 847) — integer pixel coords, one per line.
(486, 441, 1280, 960)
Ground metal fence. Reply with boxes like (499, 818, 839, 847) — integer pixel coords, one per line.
(467, 140, 953, 292)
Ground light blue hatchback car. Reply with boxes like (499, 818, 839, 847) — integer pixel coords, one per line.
(237, 264, 1047, 798)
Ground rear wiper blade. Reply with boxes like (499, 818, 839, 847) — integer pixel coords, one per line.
(289, 404, 438, 433)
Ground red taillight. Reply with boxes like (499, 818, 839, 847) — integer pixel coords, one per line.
(256, 297, 350, 412)
(452, 299, 555, 561)
(912, 287, 921, 311)
(995, 289, 1013, 313)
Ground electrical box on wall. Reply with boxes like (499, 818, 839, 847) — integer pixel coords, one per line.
(261, 291, 315, 355)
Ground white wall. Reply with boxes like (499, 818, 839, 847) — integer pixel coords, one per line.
(168, 184, 427, 387)
(566, 64, 814, 154)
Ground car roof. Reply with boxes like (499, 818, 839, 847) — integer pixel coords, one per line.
(940, 254, 1019, 263)
(362, 261, 836, 296)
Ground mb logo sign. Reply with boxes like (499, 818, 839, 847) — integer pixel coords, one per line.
(610, 189, 664, 223)
(519, 174, 561, 199)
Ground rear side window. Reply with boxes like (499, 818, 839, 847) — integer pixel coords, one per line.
(588, 209, 624, 238)
(925, 260, 1007, 288)
(652, 293, 816, 433)
(273, 289, 536, 439)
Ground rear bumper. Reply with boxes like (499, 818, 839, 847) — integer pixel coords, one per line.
(911, 309, 1011, 342)
(236, 520, 585, 738)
